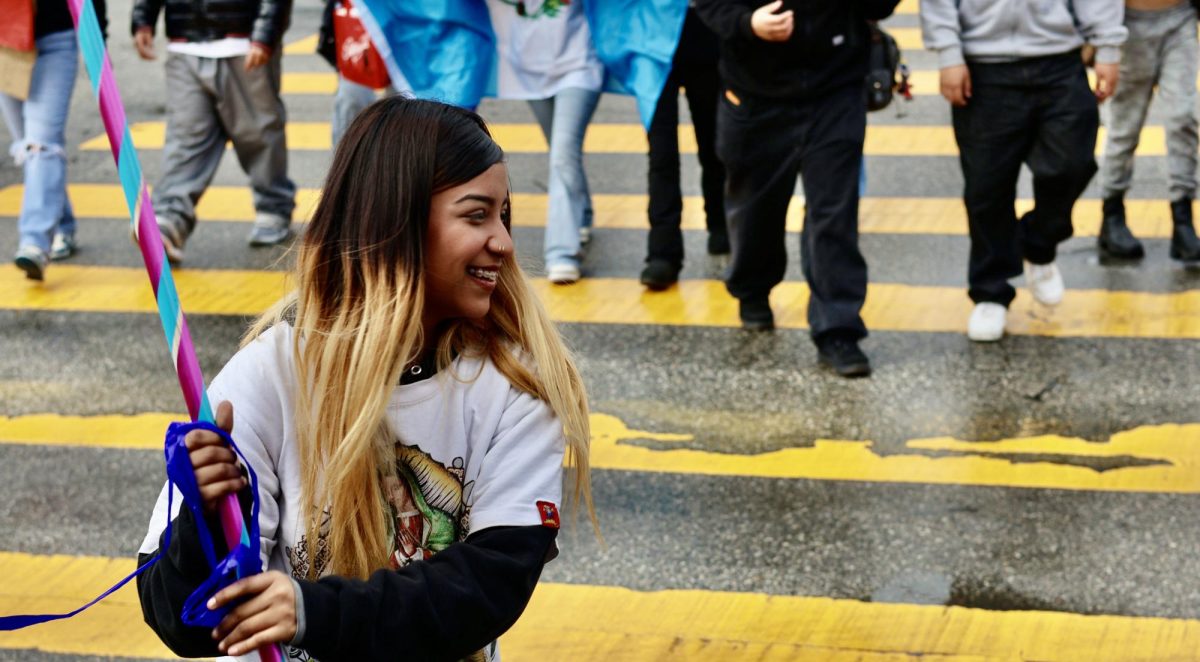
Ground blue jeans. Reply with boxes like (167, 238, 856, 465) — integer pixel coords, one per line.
(528, 87, 600, 268)
(332, 76, 392, 146)
(17, 30, 78, 253)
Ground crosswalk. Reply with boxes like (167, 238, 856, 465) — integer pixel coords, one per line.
(77, 120, 1181, 156)
(3, 5, 1200, 661)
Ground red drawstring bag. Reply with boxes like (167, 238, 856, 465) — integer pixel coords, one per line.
(333, 0, 391, 90)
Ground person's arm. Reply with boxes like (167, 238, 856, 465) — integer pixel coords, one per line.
(859, 0, 901, 21)
(1073, 0, 1126, 101)
(693, 0, 758, 42)
(129, 0, 163, 36)
(1072, 0, 1127, 65)
(137, 498, 255, 657)
(251, 0, 292, 50)
(291, 525, 556, 662)
(919, 0, 964, 69)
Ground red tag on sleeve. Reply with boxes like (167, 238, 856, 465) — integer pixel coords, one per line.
(536, 501, 560, 529)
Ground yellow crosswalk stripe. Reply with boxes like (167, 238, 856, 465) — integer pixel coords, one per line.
(3, 184, 1192, 239)
(280, 67, 1200, 98)
(3, 412, 1198, 494)
(78, 122, 1173, 156)
(0, 551, 1196, 661)
(3, 266, 1200, 340)
(282, 33, 319, 55)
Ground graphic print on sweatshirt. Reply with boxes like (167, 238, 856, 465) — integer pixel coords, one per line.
(284, 441, 489, 662)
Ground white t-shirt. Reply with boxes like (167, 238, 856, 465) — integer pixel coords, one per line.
(488, 0, 604, 99)
(166, 37, 252, 58)
(139, 323, 567, 662)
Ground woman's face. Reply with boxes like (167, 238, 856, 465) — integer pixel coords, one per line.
(422, 162, 513, 334)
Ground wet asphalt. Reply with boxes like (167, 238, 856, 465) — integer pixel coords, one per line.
(1, 3, 1199, 661)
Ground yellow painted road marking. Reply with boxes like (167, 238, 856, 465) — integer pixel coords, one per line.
(282, 33, 319, 55)
(3, 412, 1199, 494)
(896, 0, 917, 14)
(3, 267, 1200, 340)
(4, 183, 1194, 239)
(279, 68, 1200, 98)
(0, 551, 1198, 661)
(79, 122, 1172, 157)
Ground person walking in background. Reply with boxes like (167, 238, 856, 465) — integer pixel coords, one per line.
(640, 4, 728, 291)
(694, 0, 900, 378)
(921, 0, 1127, 342)
(1097, 0, 1200, 262)
(11, 0, 107, 281)
(132, 0, 295, 264)
(317, 0, 395, 146)
(489, 0, 604, 285)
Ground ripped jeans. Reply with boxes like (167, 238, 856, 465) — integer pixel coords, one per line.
(16, 29, 78, 254)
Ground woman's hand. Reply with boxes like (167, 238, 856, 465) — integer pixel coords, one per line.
(185, 400, 245, 512)
(209, 570, 298, 655)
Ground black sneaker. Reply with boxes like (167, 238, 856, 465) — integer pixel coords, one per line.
(640, 259, 680, 291)
(707, 231, 730, 255)
(739, 297, 774, 331)
(816, 334, 871, 378)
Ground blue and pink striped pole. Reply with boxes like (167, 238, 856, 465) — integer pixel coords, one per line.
(64, 2, 282, 659)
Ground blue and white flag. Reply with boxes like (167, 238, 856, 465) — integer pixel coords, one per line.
(354, 0, 688, 128)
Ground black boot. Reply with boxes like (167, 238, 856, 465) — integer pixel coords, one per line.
(1170, 198, 1200, 262)
(1098, 196, 1144, 259)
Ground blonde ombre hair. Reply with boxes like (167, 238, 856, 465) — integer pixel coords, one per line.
(247, 97, 595, 580)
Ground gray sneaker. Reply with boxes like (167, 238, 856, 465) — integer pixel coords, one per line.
(248, 213, 292, 247)
(50, 232, 77, 260)
(14, 244, 48, 281)
(157, 218, 186, 265)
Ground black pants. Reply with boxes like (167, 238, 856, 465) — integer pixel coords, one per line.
(646, 61, 726, 267)
(952, 51, 1099, 306)
(717, 82, 868, 341)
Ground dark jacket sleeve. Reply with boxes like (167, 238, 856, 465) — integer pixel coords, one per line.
(136, 504, 232, 658)
(296, 525, 558, 662)
(130, 0, 163, 34)
(860, 0, 901, 21)
(317, 0, 337, 68)
(693, 0, 757, 43)
(251, 0, 293, 48)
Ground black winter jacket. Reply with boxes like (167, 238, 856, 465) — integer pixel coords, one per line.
(131, 0, 291, 48)
(694, 0, 900, 100)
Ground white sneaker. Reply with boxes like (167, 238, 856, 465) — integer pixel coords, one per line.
(546, 262, 581, 285)
(578, 226, 592, 245)
(1024, 260, 1064, 306)
(49, 233, 77, 260)
(967, 302, 1007, 342)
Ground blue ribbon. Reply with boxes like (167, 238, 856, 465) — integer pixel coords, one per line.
(0, 421, 265, 631)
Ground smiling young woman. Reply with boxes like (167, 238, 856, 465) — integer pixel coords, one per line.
(135, 97, 595, 662)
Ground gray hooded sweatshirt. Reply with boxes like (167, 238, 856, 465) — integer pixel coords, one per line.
(921, 0, 1128, 69)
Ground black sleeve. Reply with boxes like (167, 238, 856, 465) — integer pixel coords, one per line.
(317, 0, 337, 68)
(296, 525, 558, 662)
(136, 504, 234, 658)
(693, 0, 757, 43)
(93, 0, 108, 40)
(860, 0, 901, 21)
(251, 0, 293, 48)
(129, 0, 163, 34)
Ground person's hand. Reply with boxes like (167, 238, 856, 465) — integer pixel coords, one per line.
(185, 400, 245, 512)
(209, 570, 298, 656)
(134, 27, 156, 60)
(1094, 62, 1119, 102)
(939, 64, 972, 107)
(750, 0, 794, 42)
(244, 43, 271, 71)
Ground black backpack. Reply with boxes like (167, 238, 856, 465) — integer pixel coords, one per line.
(865, 22, 907, 112)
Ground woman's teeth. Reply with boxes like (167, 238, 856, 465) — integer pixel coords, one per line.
(467, 266, 498, 283)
